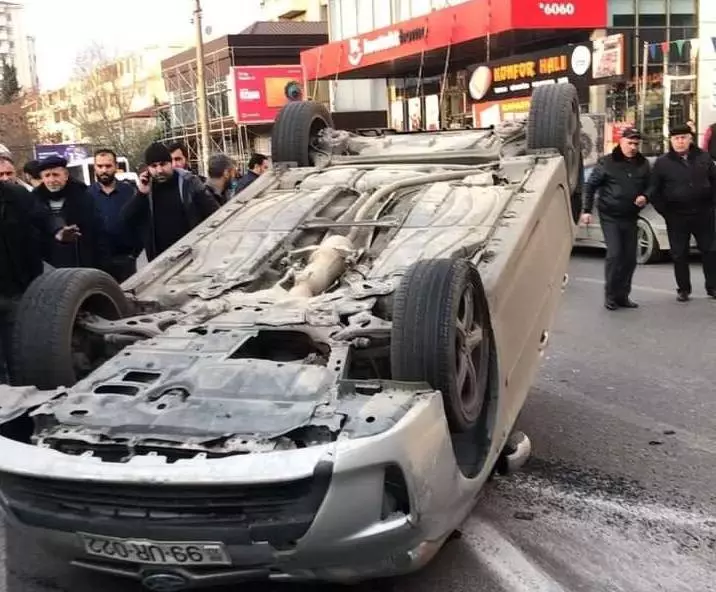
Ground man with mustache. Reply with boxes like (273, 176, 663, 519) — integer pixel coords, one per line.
(33, 155, 109, 270)
(122, 142, 219, 261)
(89, 148, 143, 282)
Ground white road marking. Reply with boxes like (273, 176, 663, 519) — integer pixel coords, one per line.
(572, 276, 675, 295)
(461, 521, 568, 592)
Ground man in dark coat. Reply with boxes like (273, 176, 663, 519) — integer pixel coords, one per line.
(0, 181, 77, 383)
(648, 124, 716, 302)
(234, 153, 269, 193)
(581, 127, 651, 310)
(122, 143, 219, 261)
(33, 156, 110, 270)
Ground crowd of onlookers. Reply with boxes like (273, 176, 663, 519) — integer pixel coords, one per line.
(0, 141, 270, 383)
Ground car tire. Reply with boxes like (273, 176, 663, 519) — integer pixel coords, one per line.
(391, 258, 492, 433)
(527, 83, 583, 222)
(271, 101, 333, 167)
(636, 217, 661, 264)
(12, 268, 132, 389)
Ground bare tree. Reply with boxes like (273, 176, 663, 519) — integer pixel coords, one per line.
(71, 42, 160, 166)
(0, 99, 38, 163)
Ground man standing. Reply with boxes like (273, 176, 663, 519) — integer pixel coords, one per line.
(205, 153, 238, 206)
(0, 155, 32, 190)
(649, 124, 716, 302)
(0, 181, 76, 383)
(168, 141, 190, 171)
(89, 149, 143, 282)
(22, 160, 43, 188)
(702, 121, 716, 160)
(122, 143, 219, 261)
(34, 155, 109, 270)
(580, 128, 650, 310)
(234, 153, 269, 193)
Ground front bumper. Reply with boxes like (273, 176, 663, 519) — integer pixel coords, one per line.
(0, 392, 494, 587)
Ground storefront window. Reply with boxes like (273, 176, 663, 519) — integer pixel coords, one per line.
(603, 0, 699, 155)
(410, 0, 432, 17)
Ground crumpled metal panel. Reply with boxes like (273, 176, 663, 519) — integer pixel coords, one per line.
(368, 182, 515, 278)
(36, 360, 337, 441)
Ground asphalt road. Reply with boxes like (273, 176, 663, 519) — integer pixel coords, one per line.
(2, 252, 715, 592)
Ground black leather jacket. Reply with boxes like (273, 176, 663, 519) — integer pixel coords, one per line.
(582, 145, 651, 219)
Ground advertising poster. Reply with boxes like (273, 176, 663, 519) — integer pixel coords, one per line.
(232, 65, 305, 125)
(34, 144, 91, 165)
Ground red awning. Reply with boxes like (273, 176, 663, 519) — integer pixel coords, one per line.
(301, 0, 607, 81)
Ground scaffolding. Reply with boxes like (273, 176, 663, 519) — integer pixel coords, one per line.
(158, 43, 253, 172)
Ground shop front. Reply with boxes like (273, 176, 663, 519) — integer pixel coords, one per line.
(302, 0, 609, 129)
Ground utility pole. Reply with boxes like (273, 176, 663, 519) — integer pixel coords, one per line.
(193, 0, 210, 176)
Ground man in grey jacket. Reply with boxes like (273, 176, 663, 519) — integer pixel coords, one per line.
(122, 143, 219, 261)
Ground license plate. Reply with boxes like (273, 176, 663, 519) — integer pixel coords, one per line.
(79, 533, 231, 566)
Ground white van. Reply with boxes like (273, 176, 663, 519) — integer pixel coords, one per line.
(67, 156, 139, 186)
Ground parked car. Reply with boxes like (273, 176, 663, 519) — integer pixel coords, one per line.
(574, 157, 695, 264)
(0, 84, 582, 591)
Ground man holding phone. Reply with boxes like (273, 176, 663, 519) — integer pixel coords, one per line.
(122, 143, 219, 261)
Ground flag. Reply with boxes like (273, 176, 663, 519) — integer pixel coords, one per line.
(660, 41, 669, 55)
(649, 43, 657, 60)
(674, 39, 685, 56)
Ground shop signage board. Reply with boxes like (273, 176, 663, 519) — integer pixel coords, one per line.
(302, 0, 608, 80)
(468, 34, 626, 103)
(231, 65, 305, 125)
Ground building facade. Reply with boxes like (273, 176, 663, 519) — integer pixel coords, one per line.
(307, 0, 710, 155)
(25, 45, 183, 146)
(0, 1, 38, 91)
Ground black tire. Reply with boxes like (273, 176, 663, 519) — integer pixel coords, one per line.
(271, 101, 333, 167)
(636, 218, 661, 264)
(391, 259, 492, 433)
(12, 268, 132, 389)
(527, 83, 583, 214)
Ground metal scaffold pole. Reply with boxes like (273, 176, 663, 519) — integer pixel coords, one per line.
(194, 0, 211, 176)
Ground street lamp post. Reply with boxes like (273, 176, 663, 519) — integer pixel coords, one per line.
(193, 0, 211, 176)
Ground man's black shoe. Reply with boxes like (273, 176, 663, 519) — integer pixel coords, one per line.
(676, 291, 690, 302)
(617, 299, 639, 309)
(604, 299, 619, 311)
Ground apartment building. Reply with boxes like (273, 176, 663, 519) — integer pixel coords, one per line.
(0, 1, 38, 91)
(25, 45, 185, 143)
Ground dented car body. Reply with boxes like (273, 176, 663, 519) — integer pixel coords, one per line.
(0, 84, 582, 590)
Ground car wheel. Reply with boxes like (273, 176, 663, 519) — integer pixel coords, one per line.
(636, 218, 660, 264)
(527, 83, 583, 223)
(12, 268, 132, 389)
(271, 101, 333, 167)
(391, 258, 492, 433)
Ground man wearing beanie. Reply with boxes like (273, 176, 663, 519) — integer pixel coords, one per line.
(581, 127, 650, 310)
(648, 123, 716, 302)
(122, 142, 219, 261)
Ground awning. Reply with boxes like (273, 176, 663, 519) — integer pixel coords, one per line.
(301, 0, 608, 81)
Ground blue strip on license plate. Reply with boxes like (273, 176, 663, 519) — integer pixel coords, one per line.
(79, 533, 231, 566)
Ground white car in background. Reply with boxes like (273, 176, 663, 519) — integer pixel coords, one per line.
(67, 156, 139, 186)
(574, 157, 693, 264)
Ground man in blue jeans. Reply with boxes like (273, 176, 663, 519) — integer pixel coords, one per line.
(580, 127, 651, 310)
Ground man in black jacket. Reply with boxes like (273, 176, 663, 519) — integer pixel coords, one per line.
(581, 127, 650, 310)
(122, 143, 219, 261)
(0, 182, 77, 383)
(234, 153, 269, 193)
(648, 124, 716, 302)
(34, 156, 110, 270)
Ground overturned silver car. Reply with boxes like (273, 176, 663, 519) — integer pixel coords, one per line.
(0, 83, 582, 590)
